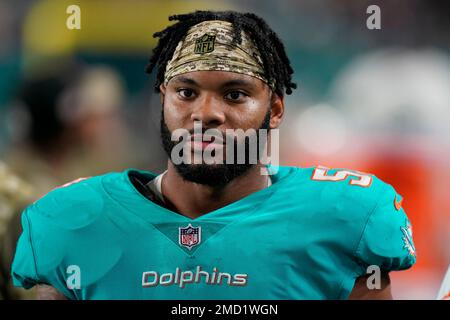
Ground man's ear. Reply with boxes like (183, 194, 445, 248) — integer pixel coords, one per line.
(159, 84, 166, 104)
(269, 92, 284, 129)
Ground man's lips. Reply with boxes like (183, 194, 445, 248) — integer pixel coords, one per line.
(190, 134, 225, 150)
(191, 133, 224, 141)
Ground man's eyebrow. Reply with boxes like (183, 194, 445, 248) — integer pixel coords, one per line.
(221, 79, 257, 89)
(171, 76, 199, 86)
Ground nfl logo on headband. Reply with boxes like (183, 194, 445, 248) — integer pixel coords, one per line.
(194, 34, 216, 54)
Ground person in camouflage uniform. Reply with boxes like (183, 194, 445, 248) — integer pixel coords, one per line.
(0, 161, 36, 299)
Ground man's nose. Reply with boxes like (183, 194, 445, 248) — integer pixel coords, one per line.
(190, 94, 225, 127)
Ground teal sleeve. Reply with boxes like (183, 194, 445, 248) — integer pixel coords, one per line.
(11, 205, 77, 299)
(355, 185, 416, 272)
(11, 208, 39, 289)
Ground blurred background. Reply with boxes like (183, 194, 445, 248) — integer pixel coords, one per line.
(0, 0, 449, 299)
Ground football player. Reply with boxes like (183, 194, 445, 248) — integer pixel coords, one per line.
(11, 11, 415, 299)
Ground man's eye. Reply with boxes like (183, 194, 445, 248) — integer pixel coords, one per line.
(177, 89, 195, 99)
(225, 91, 247, 101)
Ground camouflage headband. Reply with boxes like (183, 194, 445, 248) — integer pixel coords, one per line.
(164, 20, 274, 89)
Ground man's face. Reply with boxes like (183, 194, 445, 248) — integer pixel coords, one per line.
(160, 70, 283, 187)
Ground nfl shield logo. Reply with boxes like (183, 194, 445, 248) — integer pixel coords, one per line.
(194, 34, 215, 54)
(179, 224, 201, 250)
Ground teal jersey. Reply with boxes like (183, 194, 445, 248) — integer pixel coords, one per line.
(11, 166, 416, 299)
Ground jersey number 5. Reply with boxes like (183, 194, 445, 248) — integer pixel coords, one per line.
(311, 166, 373, 187)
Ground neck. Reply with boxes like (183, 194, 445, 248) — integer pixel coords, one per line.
(161, 161, 269, 219)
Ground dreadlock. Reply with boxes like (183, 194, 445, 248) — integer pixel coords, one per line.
(145, 10, 297, 96)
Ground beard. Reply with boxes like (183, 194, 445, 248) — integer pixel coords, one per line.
(160, 106, 271, 187)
